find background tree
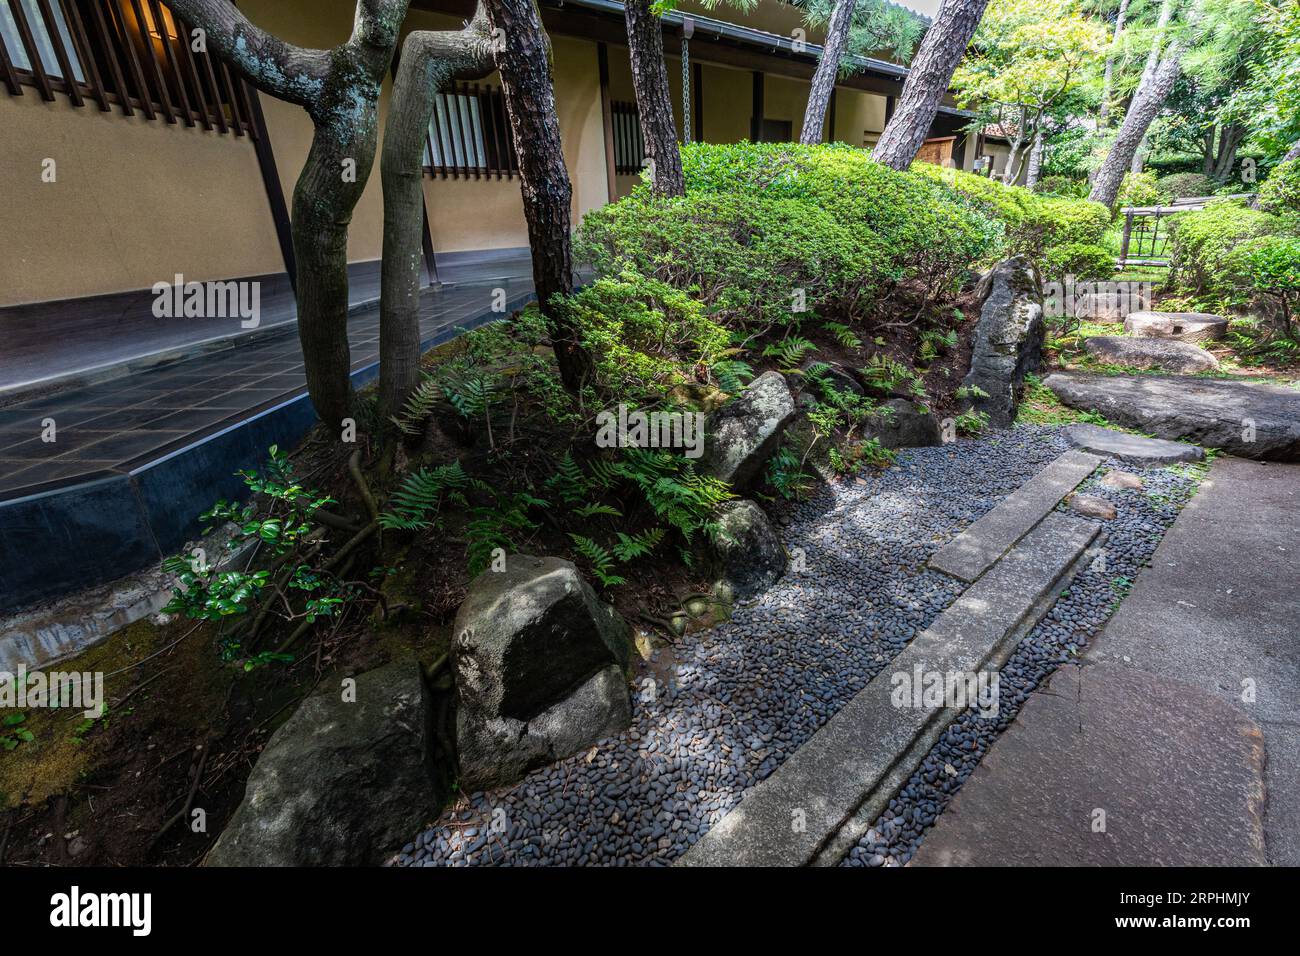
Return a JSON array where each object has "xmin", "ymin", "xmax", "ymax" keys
[
  {"xmin": 484, "ymin": 0, "xmax": 594, "ymax": 391},
  {"xmin": 1090, "ymin": 35, "xmax": 1186, "ymax": 205},
  {"xmin": 623, "ymin": 0, "xmax": 685, "ymax": 195},
  {"xmin": 169, "ymin": 0, "xmax": 410, "ymax": 431},
  {"xmin": 1098, "ymin": 0, "xmax": 1132, "ymax": 127},
  {"xmin": 952, "ymin": 0, "xmax": 1107, "ymax": 184},
  {"xmin": 379, "ymin": 7, "xmax": 496, "ymax": 416},
  {"xmin": 872, "ymin": 0, "xmax": 993, "ymax": 171}
]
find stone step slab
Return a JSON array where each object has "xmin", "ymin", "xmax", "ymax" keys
[
  {"xmin": 1123, "ymin": 310, "xmax": 1229, "ymax": 343},
  {"xmin": 1063, "ymin": 423, "xmax": 1203, "ymax": 466},
  {"xmin": 677, "ymin": 511, "xmax": 1102, "ymax": 867},
  {"xmin": 1083, "ymin": 335, "xmax": 1219, "ymax": 374},
  {"xmin": 928, "ymin": 449, "xmax": 1101, "ymax": 583},
  {"xmin": 1046, "ymin": 371, "xmax": 1300, "ymax": 462}
]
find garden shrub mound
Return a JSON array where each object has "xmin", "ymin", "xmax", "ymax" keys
[
  {"xmin": 576, "ymin": 142, "xmax": 1002, "ymax": 328},
  {"xmin": 1168, "ymin": 200, "xmax": 1280, "ymax": 302},
  {"xmin": 911, "ymin": 163, "xmax": 1114, "ymax": 280}
]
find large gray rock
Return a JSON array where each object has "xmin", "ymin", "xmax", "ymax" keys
[
  {"xmin": 453, "ymin": 554, "xmax": 632, "ymax": 790},
  {"xmin": 709, "ymin": 499, "xmax": 786, "ymax": 602},
  {"xmin": 1083, "ymin": 335, "xmax": 1220, "ymax": 374},
  {"xmin": 962, "ymin": 256, "xmax": 1045, "ymax": 427},
  {"xmin": 703, "ymin": 371, "xmax": 797, "ymax": 487},
  {"xmin": 1123, "ymin": 310, "xmax": 1229, "ymax": 343},
  {"xmin": 206, "ymin": 660, "xmax": 435, "ymax": 866},
  {"xmin": 863, "ymin": 399, "xmax": 942, "ymax": 449},
  {"xmin": 1047, "ymin": 372, "xmax": 1300, "ymax": 461}
]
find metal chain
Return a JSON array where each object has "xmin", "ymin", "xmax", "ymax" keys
[{"xmin": 681, "ymin": 36, "xmax": 691, "ymax": 144}]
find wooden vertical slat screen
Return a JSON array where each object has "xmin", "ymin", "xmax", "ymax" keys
[
  {"xmin": 423, "ymin": 80, "xmax": 515, "ymax": 180},
  {"xmin": 0, "ymin": 0, "xmax": 256, "ymax": 136},
  {"xmin": 611, "ymin": 100, "xmax": 645, "ymax": 175},
  {"xmin": 9, "ymin": 0, "xmax": 56, "ymax": 100}
]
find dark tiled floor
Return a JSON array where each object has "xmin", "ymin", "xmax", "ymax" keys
[{"xmin": 0, "ymin": 271, "xmax": 534, "ymax": 501}]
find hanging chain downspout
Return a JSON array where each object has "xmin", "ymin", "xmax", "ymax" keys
[{"xmin": 681, "ymin": 17, "xmax": 693, "ymax": 144}]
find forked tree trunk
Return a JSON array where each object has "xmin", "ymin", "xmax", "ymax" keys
[
  {"xmin": 800, "ymin": 0, "xmax": 857, "ymax": 145},
  {"xmin": 1091, "ymin": 45, "xmax": 1184, "ymax": 209},
  {"xmin": 623, "ymin": 0, "xmax": 684, "ymax": 195},
  {"xmin": 485, "ymin": 0, "xmax": 595, "ymax": 392},
  {"xmin": 872, "ymin": 0, "xmax": 991, "ymax": 171},
  {"xmin": 169, "ymin": 0, "xmax": 410, "ymax": 431},
  {"xmin": 379, "ymin": 9, "xmax": 496, "ymax": 416}
]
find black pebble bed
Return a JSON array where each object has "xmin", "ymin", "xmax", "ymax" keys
[{"xmin": 392, "ymin": 425, "xmax": 1201, "ymax": 867}]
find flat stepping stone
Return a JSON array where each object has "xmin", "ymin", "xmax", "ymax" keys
[
  {"xmin": 678, "ymin": 512, "xmax": 1101, "ymax": 867},
  {"xmin": 1047, "ymin": 372, "xmax": 1300, "ymax": 462},
  {"xmin": 911, "ymin": 663, "xmax": 1267, "ymax": 866},
  {"xmin": 1083, "ymin": 335, "xmax": 1218, "ymax": 374},
  {"xmin": 929, "ymin": 450, "xmax": 1100, "ymax": 583},
  {"xmin": 1064, "ymin": 423, "xmax": 1203, "ymax": 466},
  {"xmin": 1123, "ymin": 310, "xmax": 1229, "ymax": 343}
]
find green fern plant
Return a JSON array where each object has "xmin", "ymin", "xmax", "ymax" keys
[
  {"xmin": 762, "ymin": 336, "xmax": 816, "ymax": 373},
  {"xmin": 390, "ymin": 375, "xmax": 443, "ymax": 436},
  {"xmin": 568, "ymin": 534, "xmax": 626, "ymax": 587},
  {"xmin": 379, "ymin": 461, "xmax": 485, "ymax": 531},
  {"xmin": 823, "ymin": 321, "xmax": 863, "ymax": 350},
  {"xmin": 611, "ymin": 527, "xmax": 665, "ymax": 561},
  {"xmin": 711, "ymin": 357, "xmax": 755, "ymax": 394}
]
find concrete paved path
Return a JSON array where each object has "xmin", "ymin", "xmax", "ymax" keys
[{"xmin": 912, "ymin": 455, "xmax": 1299, "ymax": 866}]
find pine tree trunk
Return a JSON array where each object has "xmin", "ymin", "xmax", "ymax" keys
[
  {"xmin": 1091, "ymin": 46, "xmax": 1184, "ymax": 209},
  {"xmin": 1283, "ymin": 140, "xmax": 1300, "ymax": 164},
  {"xmin": 1212, "ymin": 122, "xmax": 1244, "ymax": 184},
  {"xmin": 623, "ymin": 0, "xmax": 684, "ymax": 195},
  {"xmin": 1098, "ymin": 0, "xmax": 1131, "ymax": 129},
  {"xmin": 872, "ymin": 0, "xmax": 991, "ymax": 171},
  {"xmin": 1128, "ymin": 0, "xmax": 1174, "ymax": 179},
  {"xmin": 800, "ymin": 0, "xmax": 856, "ymax": 145},
  {"xmin": 486, "ymin": 0, "xmax": 594, "ymax": 392},
  {"xmin": 379, "ymin": 14, "xmax": 495, "ymax": 417}
]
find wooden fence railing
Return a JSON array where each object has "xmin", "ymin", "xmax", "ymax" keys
[{"xmin": 1118, "ymin": 193, "xmax": 1257, "ymax": 267}]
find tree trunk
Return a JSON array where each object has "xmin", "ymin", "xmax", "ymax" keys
[
  {"xmin": 1212, "ymin": 122, "xmax": 1244, "ymax": 184},
  {"xmin": 800, "ymin": 0, "xmax": 857, "ymax": 145},
  {"xmin": 1025, "ymin": 129, "xmax": 1045, "ymax": 187},
  {"xmin": 622, "ymin": 0, "xmax": 684, "ymax": 196},
  {"xmin": 872, "ymin": 0, "xmax": 991, "ymax": 171},
  {"xmin": 1283, "ymin": 140, "xmax": 1300, "ymax": 164},
  {"xmin": 1091, "ymin": 45, "xmax": 1184, "ymax": 209},
  {"xmin": 169, "ymin": 0, "xmax": 409, "ymax": 431},
  {"xmin": 1099, "ymin": 0, "xmax": 1131, "ymax": 129},
  {"xmin": 1128, "ymin": 0, "xmax": 1175, "ymax": 179},
  {"xmin": 379, "ymin": 12, "xmax": 495, "ymax": 417},
  {"xmin": 486, "ymin": 0, "xmax": 594, "ymax": 392},
  {"xmin": 1202, "ymin": 124, "xmax": 1217, "ymax": 175}
]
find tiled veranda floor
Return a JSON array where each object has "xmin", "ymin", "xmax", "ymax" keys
[{"xmin": 0, "ymin": 271, "xmax": 534, "ymax": 501}]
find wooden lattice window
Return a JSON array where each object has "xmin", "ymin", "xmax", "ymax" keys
[
  {"xmin": 611, "ymin": 99, "xmax": 644, "ymax": 175},
  {"xmin": 0, "ymin": 0, "xmax": 258, "ymax": 137},
  {"xmin": 423, "ymin": 80, "xmax": 517, "ymax": 179}
]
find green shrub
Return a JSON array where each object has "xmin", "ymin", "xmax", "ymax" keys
[
  {"xmin": 1118, "ymin": 170, "xmax": 1160, "ymax": 207},
  {"xmin": 557, "ymin": 269, "xmax": 731, "ymax": 400},
  {"xmin": 1157, "ymin": 172, "xmax": 1214, "ymax": 201},
  {"xmin": 1169, "ymin": 200, "xmax": 1280, "ymax": 301},
  {"xmin": 576, "ymin": 189, "xmax": 882, "ymax": 330},
  {"xmin": 1032, "ymin": 175, "xmax": 1089, "ymax": 198},
  {"xmin": 912, "ymin": 164, "xmax": 1110, "ymax": 278},
  {"xmin": 1257, "ymin": 158, "xmax": 1300, "ymax": 218},
  {"xmin": 1044, "ymin": 242, "xmax": 1115, "ymax": 281},
  {"xmin": 577, "ymin": 143, "xmax": 1001, "ymax": 329},
  {"xmin": 1227, "ymin": 233, "xmax": 1300, "ymax": 338}
]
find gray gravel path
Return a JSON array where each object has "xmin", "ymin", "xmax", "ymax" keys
[{"xmin": 393, "ymin": 426, "xmax": 1197, "ymax": 867}]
